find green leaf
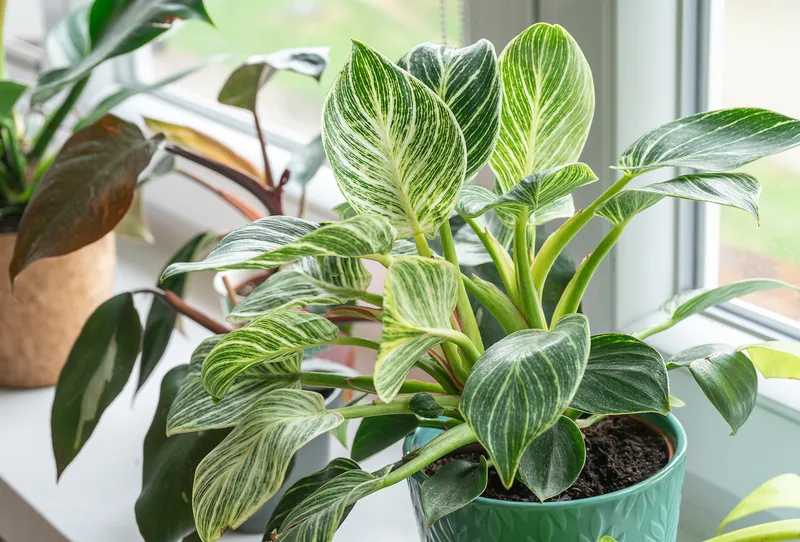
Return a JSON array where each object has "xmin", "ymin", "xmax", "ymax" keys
[
  {"xmin": 227, "ymin": 257, "xmax": 371, "ymax": 323},
  {"xmin": 598, "ymin": 538, "xmax": 617, "ymax": 542},
  {"xmin": 398, "ymin": 40, "xmax": 501, "ymax": 179},
  {"xmin": 718, "ymin": 474, "xmax": 800, "ymax": 534},
  {"xmin": 202, "ymin": 310, "xmax": 337, "ymax": 399},
  {"xmin": 638, "ymin": 173, "xmax": 761, "ymax": 221},
  {"xmin": 461, "ymin": 314, "xmax": 590, "ymax": 488},
  {"xmin": 740, "ymin": 341, "xmax": 800, "ymax": 380},
  {"xmin": 668, "ymin": 344, "xmax": 758, "ymax": 434},
  {"xmin": 463, "ymin": 274, "xmax": 528, "ymax": 334},
  {"xmin": 192, "ymin": 389, "xmax": 343, "ymax": 542},
  {"xmin": 275, "ymin": 469, "xmax": 382, "ymax": 542},
  {"xmin": 594, "ymin": 189, "xmax": 664, "ymax": 225},
  {"xmin": 518, "ymin": 416, "xmax": 585, "ymax": 502},
  {"xmin": 332, "ymin": 202, "xmax": 356, "ymax": 220},
  {"xmin": 322, "ymin": 40, "xmax": 467, "ymax": 238},
  {"xmin": 617, "ymin": 108, "xmax": 800, "ymax": 174},
  {"xmin": 10, "ymin": 116, "xmax": 163, "ymax": 281},
  {"xmin": 135, "ymin": 365, "xmax": 228, "ymax": 542},
  {"xmin": 138, "ymin": 232, "xmax": 217, "ymax": 390},
  {"xmin": 421, "ymin": 457, "xmax": 488, "ymax": 525},
  {"xmin": 162, "ymin": 215, "xmax": 395, "ymax": 280},
  {"xmin": 351, "ymin": 414, "xmax": 419, "ymax": 462},
  {"xmin": 376, "ymin": 257, "xmax": 460, "ymax": 402},
  {"xmin": 410, "ymin": 393, "xmax": 445, "ymax": 419},
  {"xmin": 457, "ymin": 163, "xmax": 597, "ymax": 219},
  {"xmin": 326, "ymin": 305, "xmax": 383, "ymax": 323},
  {"xmin": 265, "ymin": 458, "xmax": 361, "ymax": 538},
  {"xmin": 571, "ymin": 334, "xmax": 670, "ymax": 415},
  {"xmin": 287, "ymin": 135, "xmax": 326, "ymax": 185},
  {"xmin": 166, "ymin": 338, "xmax": 301, "ymax": 435},
  {"xmin": 76, "ymin": 62, "xmax": 209, "ymax": 131},
  {"xmin": 45, "ymin": 6, "xmax": 90, "ymax": 68},
  {"xmin": 33, "ymin": 0, "xmax": 212, "ymax": 104},
  {"xmin": 490, "ymin": 23, "xmax": 594, "ymax": 193},
  {"xmin": 0, "ymin": 81, "xmax": 27, "ymax": 124},
  {"xmin": 218, "ymin": 48, "xmax": 329, "ymax": 113},
  {"xmin": 51, "ymin": 293, "xmax": 142, "ymax": 477}
]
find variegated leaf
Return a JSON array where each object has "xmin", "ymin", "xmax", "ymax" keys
[
  {"xmin": 201, "ymin": 311, "xmax": 338, "ymax": 399},
  {"xmin": 322, "ymin": 40, "xmax": 467, "ymax": 238},
  {"xmin": 332, "ymin": 202, "xmax": 357, "ymax": 220},
  {"xmin": 594, "ymin": 189, "xmax": 664, "ymax": 225},
  {"xmin": 531, "ymin": 195, "xmax": 576, "ymax": 226},
  {"xmin": 739, "ymin": 341, "xmax": 800, "ymax": 380},
  {"xmin": 166, "ymin": 339, "xmax": 301, "ymax": 435},
  {"xmin": 276, "ymin": 469, "xmax": 383, "ymax": 542},
  {"xmin": 617, "ymin": 108, "xmax": 800, "ymax": 173},
  {"xmin": 398, "ymin": 40, "xmax": 501, "ymax": 179},
  {"xmin": 325, "ymin": 305, "xmax": 383, "ymax": 323},
  {"xmin": 227, "ymin": 257, "xmax": 371, "ymax": 323},
  {"xmin": 192, "ymin": 390, "xmax": 343, "ymax": 541},
  {"xmin": 490, "ymin": 23, "xmax": 595, "ymax": 193},
  {"xmin": 161, "ymin": 215, "xmax": 395, "ymax": 279},
  {"xmin": 461, "ymin": 314, "xmax": 590, "ymax": 488},
  {"xmin": 376, "ymin": 257, "xmax": 460, "ymax": 402},
  {"xmin": 390, "ymin": 239, "xmax": 419, "ymax": 256},
  {"xmin": 518, "ymin": 416, "xmax": 585, "ymax": 502},
  {"xmin": 287, "ymin": 135, "xmax": 326, "ymax": 185}
]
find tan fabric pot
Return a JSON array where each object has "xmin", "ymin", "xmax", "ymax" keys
[{"xmin": 0, "ymin": 234, "xmax": 116, "ymax": 388}]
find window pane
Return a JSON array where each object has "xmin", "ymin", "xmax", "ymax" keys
[
  {"xmin": 144, "ymin": 0, "xmax": 464, "ymax": 140},
  {"xmin": 716, "ymin": 0, "xmax": 800, "ymax": 320}
]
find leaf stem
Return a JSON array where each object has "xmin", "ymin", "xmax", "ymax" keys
[
  {"xmin": 300, "ymin": 372, "xmax": 445, "ymax": 395},
  {"xmin": 362, "ymin": 253, "xmax": 393, "ymax": 267},
  {"xmin": 176, "ymin": 168, "xmax": 264, "ymax": 221},
  {"xmin": 439, "ymin": 220, "xmax": 484, "ymax": 354},
  {"xmin": 252, "ymin": 110, "xmax": 275, "ymax": 187},
  {"xmin": 633, "ymin": 319, "xmax": 675, "ymax": 340},
  {"xmin": 31, "ymin": 76, "xmax": 90, "ymax": 160},
  {"xmin": 703, "ymin": 520, "xmax": 800, "ymax": 542},
  {"xmin": 331, "ymin": 336, "xmax": 380, "ymax": 350},
  {"xmin": 132, "ymin": 288, "xmax": 233, "ymax": 334},
  {"xmin": 333, "ymin": 394, "xmax": 460, "ymax": 420},
  {"xmin": 463, "ymin": 216, "xmax": 518, "ymax": 302},
  {"xmin": 514, "ymin": 210, "xmax": 546, "ymax": 329},
  {"xmin": 360, "ymin": 292, "xmax": 384, "ymax": 307},
  {"xmin": 532, "ymin": 172, "xmax": 636, "ymax": 297},
  {"xmin": 413, "ymin": 232, "xmax": 433, "ymax": 258}
]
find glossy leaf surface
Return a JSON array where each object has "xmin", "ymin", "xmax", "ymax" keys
[
  {"xmin": 351, "ymin": 414, "xmax": 419, "ymax": 462},
  {"xmin": 421, "ymin": 457, "xmax": 488, "ymax": 525},
  {"xmin": 518, "ymin": 416, "xmax": 585, "ymax": 502},
  {"xmin": 718, "ymin": 474, "xmax": 800, "ymax": 533}
]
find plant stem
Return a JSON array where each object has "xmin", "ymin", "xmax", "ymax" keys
[
  {"xmin": 575, "ymin": 414, "xmax": 608, "ymax": 429},
  {"xmin": 360, "ymin": 292, "xmax": 383, "ymax": 307},
  {"xmin": 334, "ymin": 394, "xmax": 460, "ymax": 420},
  {"xmin": 30, "ymin": 76, "xmax": 90, "ymax": 160},
  {"xmin": 132, "ymin": 288, "xmax": 233, "ymax": 334},
  {"xmin": 252, "ymin": 110, "xmax": 275, "ymax": 187},
  {"xmin": 331, "ymin": 336, "xmax": 380, "ymax": 350},
  {"xmin": 413, "ymin": 232, "xmax": 433, "ymax": 258},
  {"xmin": 439, "ymin": 220, "xmax": 484, "ymax": 353},
  {"xmin": 221, "ymin": 276, "xmax": 239, "ymax": 307},
  {"xmin": 703, "ymin": 520, "xmax": 800, "ymax": 542},
  {"xmin": 463, "ymin": 216, "xmax": 519, "ymax": 302},
  {"xmin": 532, "ymin": 172, "xmax": 636, "ymax": 296},
  {"xmin": 551, "ymin": 223, "xmax": 626, "ymax": 324},
  {"xmin": 514, "ymin": 210, "xmax": 546, "ymax": 329},
  {"xmin": 298, "ymin": 185, "xmax": 308, "ymax": 218},
  {"xmin": 300, "ymin": 372, "xmax": 445, "ymax": 395},
  {"xmin": 176, "ymin": 168, "xmax": 264, "ymax": 221},
  {"xmin": 633, "ymin": 319, "xmax": 675, "ymax": 340},
  {"xmin": 377, "ymin": 424, "xmax": 475, "ymax": 489},
  {"xmin": 462, "ymin": 272, "xmax": 528, "ymax": 333},
  {"xmin": 362, "ymin": 253, "xmax": 393, "ymax": 267},
  {"xmin": 439, "ymin": 329, "xmax": 480, "ymax": 367}
]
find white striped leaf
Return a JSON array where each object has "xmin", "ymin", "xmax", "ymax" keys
[
  {"xmin": 571, "ymin": 334, "xmax": 669, "ymax": 415},
  {"xmin": 201, "ymin": 311, "xmax": 338, "ymax": 400},
  {"xmin": 332, "ymin": 202, "xmax": 357, "ymax": 220},
  {"xmin": 594, "ymin": 190, "xmax": 664, "ymax": 225},
  {"xmin": 162, "ymin": 215, "xmax": 395, "ymax": 279},
  {"xmin": 490, "ymin": 23, "xmax": 595, "ymax": 193},
  {"xmin": 617, "ymin": 108, "xmax": 800, "ymax": 173},
  {"xmin": 325, "ymin": 305, "xmax": 383, "ymax": 323},
  {"xmin": 461, "ymin": 314, "xmax": 590, "ymax": 488},
  {"xmin": 322, "ymin": 40, "xmax": 467, "ymax": 238},
  {"xmin": 166, "ymin": 339, "xmax": 301, "ymax": 435},
  {"xmin": 227, "ymin": 257, "xmax": 371, "ymax": 323},
  {"xmin": 668, "ymin": 344, "xmax": 757, "ymax": 434},
  {"xmin": 398, "ymin": 40, "xmax": 501, "ymax": 179},
  {"xmin": 518, "ymin": 416, "xmax": 585, "ymax": 502},
  {"xmin": 390, "ymin": 239, "xmax": 419, "ymax": 256},
  {"xmin": 457, "ymin": 163, "xmax": 596, "ymax": 219},
  {"xmin": 192, "ymin": 389, "xmax": 343, "ymax": 542},
  {"xmin": 739, "ymin": 341, "xmax": 800, "ymax": 380},
  {"xmin": 376, "ymin": 257, "xmax": 460, "ymax": 402},
  {"xmin": 636, "ymin": 173, "xmax": 761, "ymax": 220},
  {"xmin": 531, "ymin": 195, "xmax": 576, "ymax": 226},
  {"xmin": 276, "ymin": 469, "xmax": 382, "ymax": 542}
]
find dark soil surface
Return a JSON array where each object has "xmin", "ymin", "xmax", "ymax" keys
[{"xmin": 423, "ymin": 416, "xmax": 670, "ymax": 503}]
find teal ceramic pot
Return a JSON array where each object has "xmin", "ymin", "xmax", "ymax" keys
[{"xmin": 403, "ymin": 414, "xmax": 687, "ymax": 542}]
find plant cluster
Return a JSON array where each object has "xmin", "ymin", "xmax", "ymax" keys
[{"xmin": 41, "ymin": 15, "xmax": 800, "ymax": 542}]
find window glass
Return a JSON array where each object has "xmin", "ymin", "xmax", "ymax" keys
[{"xmin": 143, "ymin": 0, "xmax": 464, "ymax": 140}]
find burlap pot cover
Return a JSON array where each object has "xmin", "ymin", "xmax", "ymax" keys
[{"xmin": 0, "ymin": 233, "xmax": 116, "ymax": 388}]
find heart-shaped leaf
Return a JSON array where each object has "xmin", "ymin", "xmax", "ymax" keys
[
  {"xmin": 491, "ymin": 23, "xmax": 594, "ymax": 193},
  {"xmin": 227, "ymin": 257, "xmax": 371, "ymax": 323},
  {"xmin": 461, "ymin": 314, "xmax": 590, "ymax": 487},
  {"xmin": 398, "ymin": 40, "xmax": 501, "ymax": 179},
  {"xmin": 33, "ymin": 0, "xmax": 212, "ymax": 104},
  {"xmin": 162, "ymin": 215, "xmax": 396, "ymax": 279},
  {"xmin": 571, "ymin": 334, "xmax": 670, "ymax": 415},
  {"xmin": 376, "ymin": 257, "xmax": 460, "ymax": 402},
  {"xmin": 351, "ymin": 415, "xmax": 419, "ymax": 462},
  {"xmin": 51, "ymin": 293, "xmax": 142, "ymax": 477},
  {"xmin": 135, "ymin": 365, "xmax": 228, "ymax": 542},
  {"xmin": 287, "ymin": 135, "xmax": 326, "ymax": 186},
  {"xmin": 322, "ymin": 40, "xmax": 467, "ymax": 238},
  {"xmin": 617, "ymin": 108, "xmax": 800, "ymax": 174},
  {"xmin": 668, "ymin": 344, "xmax": 758, "ymax": 434},
  {"xmin": 201, "ymin": 310, "xmax": 338, "ymax": 399},
  {"xmin": 739, "ymin": 341, "xmax": 800, "ymax": 380},
  {"xmin": 193, "ymin": 389, "xmax": 343, "ymax": 542},
  {"xmin": 166, "ymin": 337, "xmax": 302, "ymax": 435},
  {"xmin": 518, "ymin": 416, "xmax": 585, "ymax": 502},
  {"xmin": 594, "ymin": 189, "xmax": 664, "ymax": 225},
  {"xmin": 457, "ymin": 163, "xmax": 597, "ymax": 219},
  {"xmin": 218, "ymin": 48, "xmax": 329, "ymax": 113},
  {"xmin": 265, "ymin": 458, "xmax": 361, "ymax": 538},
  {"xmin": 421, "ymin": 457, "xmax": 488, "ymax": 525},
  {"xmin": 11, "ymin": 115, "xmax": 162, "ymax": 281},
  {"xmin": 275, "ymin": 469, "xmax": 383, "ymax": 542},
  {"xmin": 718, "ymin": 474, "xmax": 800, "ymax": 534}
]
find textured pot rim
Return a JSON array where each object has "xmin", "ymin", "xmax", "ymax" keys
[{"xmin": 403, "ymin": 412, "xmax": 687, "ymax": 509}]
